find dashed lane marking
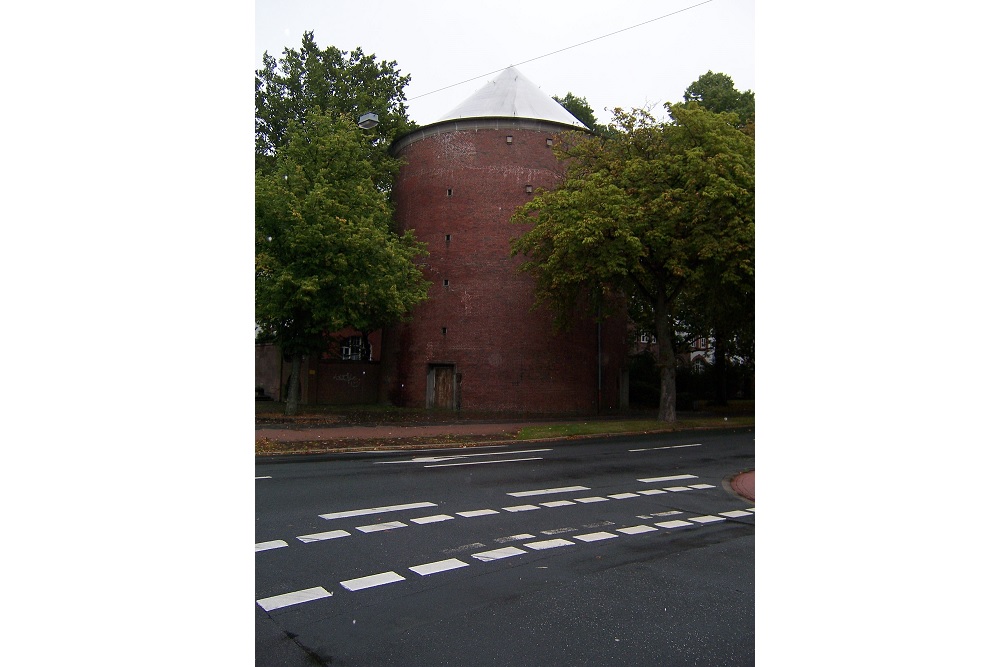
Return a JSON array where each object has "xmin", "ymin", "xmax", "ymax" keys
[
  {"xmin": 637, "ymin": 474, "xmax": 699, "ymax": 483},
  {"xmin": 409, "ymin": 558, "xmax": 469, "ymax": 576},
  {"xmin": 255, "ymin": 540, "xmax": 288, "ymax": 552},
  {"xmin": 456, "ymin": 509, "xmax": 500, "ymax": 518},
  {"xmin": 507, "ymin": 485, "xmax": 590, "ymax": 497},
  {"xmin": 637, "ymin": 489, "xmax": 667, "ymax": 495},
  {"xmin": 720, "ymin": 510, "xmax": 753, "ymax": 518},
  {"xmin": 664, "ymin": 486, "xmax": 694, "ymax": 492},
  {"xmin": 689, "ymin": 515, "xmax": 725, "ymax": 524},
  {"xmin": 495, "ymin": 533, "xmax": 535, "ymax": 543},
  {"xmin": 629, "ymin": 443, "xmax": 703, "ymax": 452},
  {"xmin": 524, "ymin": 538, "xmax": 575, "ymax": 550},
  {"xmin": 688, "ymin": 484, "xmax": 716, "ymax": 489},
  {"xmin": 472, "ymin": 546, "xmax": 527, "ymax": 562},
  {"xmin": 257, "ymin": 586, "xmax": 331, "ymax": 611},
  {"xmin": 574, "ymin": 496, "xmax": 609, "ymax": 503},
  {"xmin": 320, "ymin": 502, "xmax": 437, "ymax": 521},
  {"xmin": 355, "ymin": 521, "xmax": 407, "ymax": 533},
  {"xmin": 502, "ymin": 504, "xmax": 541, "ymax": 513},
  {"xmin": 539, "ymin": 500, "xmax": 576, "ymax": 508},
  {"xmin": 425, "ymin": 457, "xmax": 543, "ymax": 468},
  {"xmin": 410, "ymin": 514, "xmax": 454, "ymax": 524},
  {"xmin": 255, "ymin": 476, "xmax": 272, "ymax": 480},
  {"xmin": 340, "ymin": 571, "xmax": 406, "ymax": 591},
  {"xmin": 609, "ymin": 492, "xmax": 640, "ymax": 499},
  {"xmin": 297, "ymin": 530, "xmax": 350, "ymax": 543},
  {"xmin": 655, "ymin": 520, "xmax": 694, "ymax": 529},
  {"xmin": 574, "ymin": 531, "xmax": 618, "ymax": 542},
  {"xmin": 617, "ymin": 525, "xmax": 657, "ymax": 535}
]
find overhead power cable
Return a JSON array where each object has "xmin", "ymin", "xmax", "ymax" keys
[{"xmin": 408, "ymin": 0, "xmax": 717, "ymax": 101}]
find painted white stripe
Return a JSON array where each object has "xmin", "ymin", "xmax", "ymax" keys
[
  {"xmin": 443, "ymin": 542, "xmax": 486, "ymax": 555},
  {"xmin": 574, "ymin": 496, "xmax": 609, "ymax": 503},
  {"xmin": 409, "ymin": 448, "xmax": 553, "ymax": 463},
  {"xmin": 507, "ymin": 485, "xmax": 590, "ymax": 497},
  {"xmin": 688, "ymin": 484, "xmax": 716, "ymax": 489},
  {"xmin": 656, "ymin": 520, "xmax": 694, "ymax": 529},
  {"xmin": 409, "ymin": 558, "xmax": 469, "ymax": 576},
  {"xmin": 638, "ymin": 474, "xmax": 698, "ymax": 483},
  {"xmin": 539, "ymin": 500, "xmax": 575, "ymax": 508},
  {"xmin": 609, "ymin": 492, "xmax": 640, "ymax": 499},
  {"xmin": 618, "ymin": 525, "xmax": 657, "ymax": 535},
  {"xmin": 746, "ymin": 507, "xmax": 756, "ymax": 512},
  {"xmin": 410, "ymin": 514, "xmax": 454, "ymax": 524},
  {"xmin": 524, "ymin": 538, "xmax": 574, "ymax": 550},
  {"xmin": 651, "ymin": 510, "xmax": 682, "ymax": 517},
  {"xmin": 574, "ymin": 531, "xmax": 618, "ymax": 542},
  {"xmin": 689, "ymin": 515, "xmax": 725, "ymax": 524},
  {"xmin": 629, "ymin": 443, "xmax": 703, "ymax": 452},
  {"xmin": 425, "ymin": 457, "xmax": 543, "ymax": 468},
  {"xmin": 495, "ymin": 533, "xmax": 535, "ymax": 542},
  {"xmin": 637, "ymin": 489, "xmax": 666, "ymax": 495},
  {"xmin": 255, "ymin": 476, "xmax": 272, "ymax": 480},
  {"xmin": 297, "ymin": 530, "xmax": 350, "ymax": 543},
  {"xmin": 457, "ymin": 509, "xmax": 499, "ymax": 518},
  {"xmin": 355, "ymin": 521, "xmax": 407, "ymax": 533},
  {"xmin": 320, "ymin": 501, "xmax": 436, "ymax": 520},
  {"xmin": 502, "ymin": 504, "xmax": 540, "ymax": 513},
  {"xmin": 664, "ymin": 486, "xmax": 694, "ymax": 492},
  {"xmin": 540, "ymin": 527, "xmax": 575, "ymax": 535},
  {"xmin": 255, "ymin": 540, "xmax": 288, "ymax": 552},
  {"xmin": 257, "ymin": 586, "xmax": 331, "ymax": 611},
  {"xmin": 340, "ymin": 571, "xmax": 406, "ymax": 591},
  {"xmin": 583, "ymin": 520, "xmax": 615, "ymax": 528},
  {"xmin": 720, "ymin": 510, "xmax": 752, "ymax": 518},
  {"xmin": 472, "ymin": 546, "xmax": 527, "ymax": 562}
]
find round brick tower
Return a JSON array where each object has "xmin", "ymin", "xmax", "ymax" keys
[{"xmin": 384, "ymin": 67, "xmax": 626, "ymax": 413}]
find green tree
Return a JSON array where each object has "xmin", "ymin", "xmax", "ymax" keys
[
  {"xmin": 553, "ymin": 92, "xmax": 597, "ymax": 129},
  {"xmin": 511, "ymin": 104, "xmax": 754, "ymax": 421},
  {"xmin": 256, "ymin": 110, "xmax": 429, "ymax": 415},
  {"xmin": 255, "ymin": 30, "xmax": 415, "ymax": 188},
  {"xmin": 682, "ymin": 70, "xmax": 755, "ymax": 132}
]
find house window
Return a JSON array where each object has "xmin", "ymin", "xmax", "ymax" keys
[
  {"xmin": 445, "ymin": 234, "xmax": 452, "ymax": 242},
  {"xmin": 546, "ymin": 138, "xmax": 553, "ymax": 146},
  {"xmin": 524, "ymin": 185, "xmax": 533, "ymax": 193},
  {"xmin": 443, "ymin": 279, "xmax": 450, "ymax": 287},
  {"xmin": 447, "ymin": 188, "xmax": 453, "ymax": 197},
  {"xmin": 340, "ymin": 335, "xmax": 365, "ymax": 361},
  {"xmin": 506, "ymin": 135, "xmax": 513, "ymax": 144}
]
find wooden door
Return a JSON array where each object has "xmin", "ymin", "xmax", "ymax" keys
[{"xmin": 433, "ymin": 366, "xmax": 454, "ymax": 408}]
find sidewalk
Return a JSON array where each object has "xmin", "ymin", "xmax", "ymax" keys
[{"xmin": 255, "ymin": 420, "xmax": 550, "ymax": 443}]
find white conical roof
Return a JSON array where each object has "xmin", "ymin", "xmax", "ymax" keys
[{"xmin": 436, "ymin": 66, "xmax": 588, "ymax": 129}]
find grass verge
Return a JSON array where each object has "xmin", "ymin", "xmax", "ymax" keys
[{"xmin": 516, "ymin": 416, "xmax": 754, "ymax": 440}]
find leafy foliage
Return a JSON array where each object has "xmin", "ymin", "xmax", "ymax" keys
[
  {"xmin": 682, "ymin": 70, "xmax": 755, "ymax": 132},
  {"xmin": 256, "ymin": 111, "xmax": 429, "ymax": 413},
  {"xmin": 511, "ymin": 103, "xmax": 754, "ymax": 420},
  {"xmin": 255, "ymin": 30, "xmax": 416, "ymax": 187}
]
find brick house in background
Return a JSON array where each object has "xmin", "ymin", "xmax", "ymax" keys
[{"xmin": 258, "ymin": 67, "xmax": 628, "ymax": 412}]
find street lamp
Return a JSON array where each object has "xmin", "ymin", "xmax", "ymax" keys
[{"xmin": 358, "ymin": 112, "xmax": 379, "ymax": 129}]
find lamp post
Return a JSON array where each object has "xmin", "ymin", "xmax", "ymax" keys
[{"xmin": 358, "ymin": 112, "xmax": 379, "ymax": 129}]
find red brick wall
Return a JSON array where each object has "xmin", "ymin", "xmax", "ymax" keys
[{"xmin": 387, "ymin": 120, "xmax": 627, "ymax": 413}]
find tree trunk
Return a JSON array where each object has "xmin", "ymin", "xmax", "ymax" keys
[
  {"xmin": 284, "ymin": 355, "xmax": 301, "ymax": 416},
  {"xmin": 654, "ymin": 306, "xmax": 677, "ymax": 422},
  {"xmin": 713, "ymin": 329, "xmax": 729, "ymax": 406}
]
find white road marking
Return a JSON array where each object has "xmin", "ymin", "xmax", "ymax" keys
[
  {"xmin": 255, "ymin": 540, "xmax": 288, "ymax": 552},
  {"xmin": 574, "ymin": 496, "xmax": 609, "ymax": 503},
  {"xmin": 583, "ymin": 520, "xmax": 615, "ymax": 528},
  {"xmin": 443, "ymin": 542, "xmax": 486, "ymax": 555},
  {"xmin": 618, "ymin": 525, "xmax": 657, "ymax": 535},
  {"xmin": 689, "ymin": 515, "xmax": 725, "ymax": 524},
  {"xmin": 457, "ymin": 509, "xmax": 499, "ymax": 518},
  {"xmin": 574, "ymin": 531, "xmax": 618, "ymax": 542},
  {"xmin": 472, "ymin": 546, "xmax": 527, "ymax": 562},
  {"xmin": 638, "ymin": 474, "xmax": 698, "ymax": 483},
  {"xmin": 746, "ymin": 507, "xmax": 756, "ymax": 512},
  {"xmin": 320, "ymin": 502, "xmax": 437, "ymax": 520},
  {"xmin": 664, "ymin": 486, "xmax": 694, "ymax": 492},
  {"xmin": 297, "ymin": 530, "xmax": 350, "ymax": 543},
  {"xmin": 340, "ymin": 571, "xmax": 406, "ymax": 591},
  {"xmin": 409, "ymin": 559, "xmax": 469, "ymax": 576},
  {"xmin": 524, "ymin": 538, "xmax": 574, "ymax": 550},
  {"xmin": 502, "ymin": 504, "xmax": 540, "ymax": 512},
  {"xmin": 539, "ymin": 500, "xmax": 575, "ymax": 508},
  {"xmin": 495, "ymin": 533, "xmax": 536, "ymax": 542},
  {"xmin": 656, "ymin": 520, "xmax": 694, "ymax": 529},
  {"xmin": 541, "ymin": 527, "xmax": 576, "ymax": 535},
  {"xmin": 255, "ymin": 476, "xmax": 272, "ymax": 480},
  {"xmin": 355, "ymin": 521, "xmax": 407, "ymax": 533},
  {"xmin": 257, "ymin": 586, "xmax": 331, "ymax": 611},
  {"xmin": 720, "ymin": 510, "xmax": 753, "ymax": 518},
  {"xmin": 688, "ymin": 484, "xmax": 716, "ymax": 489},
  {"xmin": 651, "ymin": 510, "xmax": 682, "ymax": 517},
  {"xmin": 629, "ymin": 443, "xmax": 703, "ymax": 452},
  {"xmin": 507, "ymin": 485, "xmax": 590, "ymax": 497},
  {"xmin": 609, "ymin": 492, "xmax": 640, "ymax": 499},
  {"xmin": 425, "ymin": 457, "xmax": 543, "ymax": 468},
  {"xmin": 637, "ymin": 489, "xmax": 667, "ymax": 495},
  {"xmin": 379, "ymin": 448, "xmax": 553, "ymax": 464},
  {"xmin": 410, "ymin": 514, "xmax": 454, "ymax": 524}
]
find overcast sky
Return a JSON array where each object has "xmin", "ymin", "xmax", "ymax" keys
[{"xmin": 254, "ymin": 0, "xmax": 754, "ymax": 127}]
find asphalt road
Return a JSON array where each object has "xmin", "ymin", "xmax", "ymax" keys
[{"xmin": 255, "ymin": 428, "xmax": 755, "ymax": 666}]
